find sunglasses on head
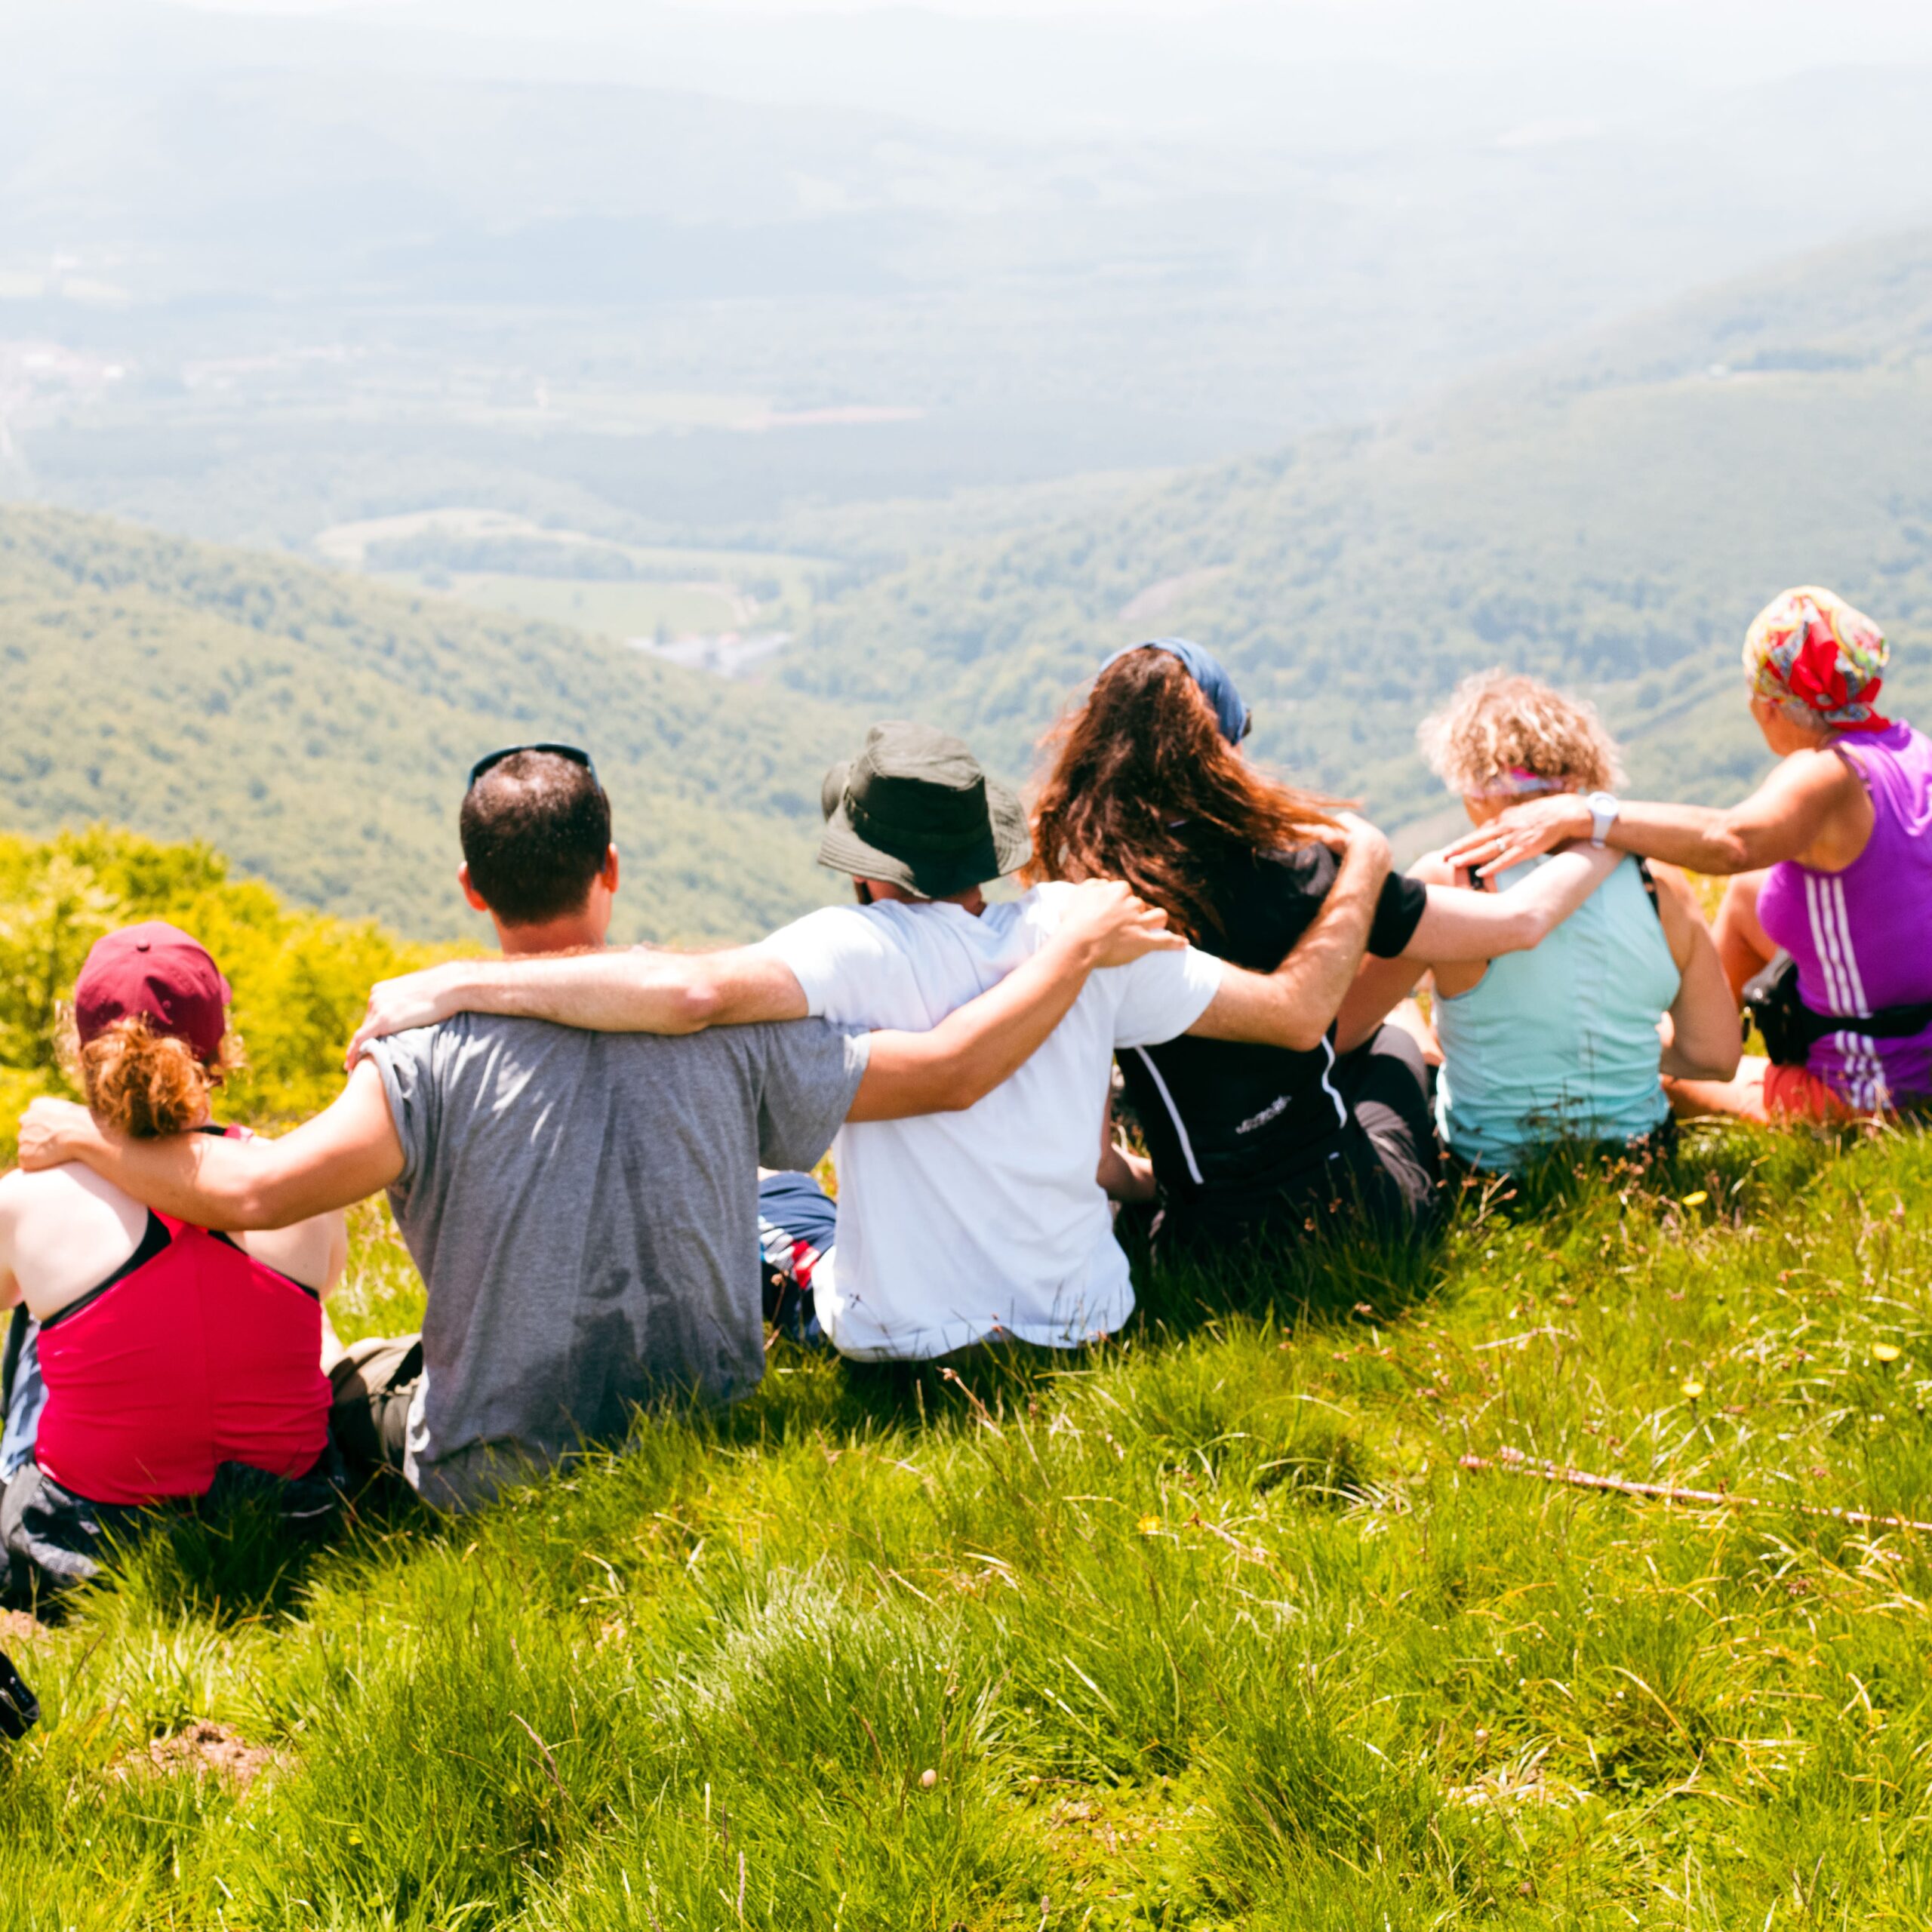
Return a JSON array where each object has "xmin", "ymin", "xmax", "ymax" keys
[{"xmin": 466, "ymin": 743, "xmax": 598, "ymax": 791}]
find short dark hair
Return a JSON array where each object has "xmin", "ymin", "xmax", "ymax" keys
[{"xmin": 459, "ymin": 749, "xmax": 612, "ymax": 926}]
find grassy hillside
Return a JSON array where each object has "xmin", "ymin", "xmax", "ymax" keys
[
  {"xmin": 9, "ymin": 1113, "xmax": 1932, "ymax": 1923},
  {"xmin": 786, "ymin": 228, "xmax": 1932, "ymax": 836},
  {"xmin": 6, "ymin": 820, "xmax": 1932, "ymax": 1920},
  {"xmin": 0, "ymin": 506, "xmax": 865, "ymax": 943}
]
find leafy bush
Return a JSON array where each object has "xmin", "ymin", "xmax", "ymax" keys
[{"xmin": 0, "ymin": 823, "xmax": 445, "ymax": 1151}]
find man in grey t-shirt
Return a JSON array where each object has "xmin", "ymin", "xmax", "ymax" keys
[
  {"xmin": 15, "ymin": 746, "xmax": 1183, "ymax": 1509},
  {"xmin": 365, "ymin": 1014, "xmax": 863, "ymax": 1507}
]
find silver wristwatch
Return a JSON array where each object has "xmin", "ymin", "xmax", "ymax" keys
[{"xmin": 1586, "ymin": 791, "xmax": 1620, "ymax": 848}]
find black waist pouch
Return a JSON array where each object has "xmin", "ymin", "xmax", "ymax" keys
[{"xmin": 1743, "ymin": 952, "xmax": 1932, "ymax": 1067}]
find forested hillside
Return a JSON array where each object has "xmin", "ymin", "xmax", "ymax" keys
[
  {"xmin": 0, "ymin": 508, "xmax": 863, "ymax": 940},
  {"xmin": 788, "ymin": 227, "xmax": 1932, "ymax": 838}
]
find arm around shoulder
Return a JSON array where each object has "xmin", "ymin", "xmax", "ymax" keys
[
  {"xmin": 347, "ymin": 945, "xmax": 808, "ymax": 1063},
  {"xmin": 16, "ymin": 1060, "xmax": 406, "ymax": 1231}
]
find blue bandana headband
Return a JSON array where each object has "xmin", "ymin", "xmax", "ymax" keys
[{"xmin": 1105, "ymin": 637, "xmax": 1252, "ymax": 745}]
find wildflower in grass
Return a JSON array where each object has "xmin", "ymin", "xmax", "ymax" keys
[
  {"xmin": 1681, "ymin": 1190, "xmax": 1709, "ymax": 1208},
  {"xmin": 1681, "ymin": 1380, "xmax": 1706, "ymax": 1399},
  {"xmin": 1873, "ymin": 1343, "xmax": 1903, "ymax": 1362},
  {"xmin": 1137, "ymin": 1515, "xmax": 1161, "ymax": 1536}
]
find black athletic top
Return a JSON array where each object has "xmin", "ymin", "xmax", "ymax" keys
[{"xmin": 1118, "ymin": 844, "xmax": 1427, "ymax": 1202}]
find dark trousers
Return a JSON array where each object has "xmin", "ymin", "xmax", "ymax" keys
[
  {"xmin": 328, "ymin": 1335, "xmax": 422, "ymax": 1478},
  {"xmin": 1159, "ymin": 1023, "xmax": 1443, "ymax": 1254}
]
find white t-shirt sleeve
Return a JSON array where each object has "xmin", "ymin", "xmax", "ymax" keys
[
  {"xmin": 1106, "ymin": 944, "xmax": 1225, "ymax": 1048},
  {"xmin": 756, "ymin": 906, "xmax": 897, "ymax": 1023}
]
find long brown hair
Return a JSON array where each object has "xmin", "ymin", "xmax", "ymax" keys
[{"xmin": 1028, "ymin": 648, "xmax": 1342, "ymax": 943}]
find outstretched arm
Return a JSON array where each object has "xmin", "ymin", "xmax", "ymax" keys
[
  {"xmin": 1440, "ymin": 751, "xmax": 1860, "ymax": 878},
  {"xmin": 1186, "ymin": 816, "xmax": 1392, "ymax": 1051},
  {"xmin": 848, "ymin": 881, "xmax": 1182, "ymax": 1121},
  {"xmin": 1331, "ymin": 844, "xmax": 1618, "ymax": 1049},
  {"xmin": 346, "ymin": 945, "xmax": 805, "ymax": 1065},
  {"xmin": 15, "ymin": 1060, "xmax": 405, "ymax": 1232},
  {"xmin": 1399, "ymin": 844, "xmax": 1621, "ymax": 962}
]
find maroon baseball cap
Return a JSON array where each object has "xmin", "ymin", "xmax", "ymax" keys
[{"xmin": 73, "ymin": 922, "xmax": 232, "ymax": 1064}]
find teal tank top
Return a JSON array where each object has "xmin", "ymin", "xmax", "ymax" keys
[{"xmin": 1432, "ymin": 854, "xmax": 1681, "ymax": 1171}]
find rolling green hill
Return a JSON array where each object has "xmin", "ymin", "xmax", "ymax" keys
[
  {"xmin": 786, "ymin": 227, "xmax": 1932, "ymax": 841},
  {"xmin": 0, "ymin": 506, "xmax": 866, "ymax": 942}
]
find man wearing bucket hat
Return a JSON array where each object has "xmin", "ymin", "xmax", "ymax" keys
[{"xmin": 315, "ymin": 719, "xmax": 1398, "ymax": 1361}]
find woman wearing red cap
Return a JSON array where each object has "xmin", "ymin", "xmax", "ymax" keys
[{"xmin": 0, "ymin": 922, "xmax": 346, "ymax": 1601}]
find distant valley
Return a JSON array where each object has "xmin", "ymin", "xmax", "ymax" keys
[{"xmin": 784, "ymin": 227, "xmax": 1932, "ymax": 840}]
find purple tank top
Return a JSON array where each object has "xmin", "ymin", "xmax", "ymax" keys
[{"xmin": 1758, "ymin": 721, "xmax": 1932, "ymax": 1107}]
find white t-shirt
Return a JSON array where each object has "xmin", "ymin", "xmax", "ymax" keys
[{"xmin": 758, "ymin": 883, "xmax": 1224, "ymax": 1359}]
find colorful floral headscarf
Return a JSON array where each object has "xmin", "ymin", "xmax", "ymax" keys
[{"xmin": 1743, "ymin": 586, "xmax": 1889, "ymax": 733}]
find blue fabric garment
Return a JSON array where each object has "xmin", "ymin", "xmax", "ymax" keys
[
  {"xmin": 1432, "ymin": 855, "xmax": 1680, "ymax": 1171},
  {"xmin": 1106, "ymin": 638, "xmax": 1251, "ymax": 744},
  {"xmin": 757, "ymin": 1171, "xmax": 838, "ymax": 1348},
  {"xmin": 1, "ymin": 1319, "xmax": 45, "ymax": 1481}
]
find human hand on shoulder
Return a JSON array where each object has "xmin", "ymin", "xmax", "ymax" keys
[
  {"xmin": 1055, "ymin": 878, "xmax": 1184, "ymax": 968},
  {"xmin": 1441, "ymin": 794, "xmax": 1592, "ymax": 877},
  {"xmin": 16, "ymin": 1097, "xmax": 104, "ymax": 1173},
  {"xmin": 345, "ymin": 962, "xmax": 466, "ymax": 1069},
  {"xmin": 1332, "ymin": 811, "xmax": 1392, "ymax": 878}
]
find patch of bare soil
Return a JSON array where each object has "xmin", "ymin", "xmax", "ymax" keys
[{"xmin": 120, "ymin": 1720, "xmax": 281, "ymax": 1792}]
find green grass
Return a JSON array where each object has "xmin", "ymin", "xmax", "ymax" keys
[{"xmin": 12, "ymin": 1121, "xmax": 1932, "ymax": 1926}]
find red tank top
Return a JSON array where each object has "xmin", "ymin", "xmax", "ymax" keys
[{"xmin": 35, "ymin": 1208, "xmax": 329, "ymax": 1507}]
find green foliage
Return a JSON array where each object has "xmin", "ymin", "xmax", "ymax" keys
[
  {"xmin": 0, "ymin": 824, "xmax": 441, "ymax": 1147},
  {"xmin": 0, "ymin": 505, "xmax": 865, "ymax": 943},
  {"xmin": 9, "ymin": 1120, "xmax": 1932, "ymax": 1922}
]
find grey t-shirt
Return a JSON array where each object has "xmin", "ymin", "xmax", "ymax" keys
[{"xmin": 368, "ymin": 1014, "xmax": 867, "ymax": 1512}]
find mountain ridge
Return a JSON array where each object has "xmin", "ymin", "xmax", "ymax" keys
[{"xmin": 783, "ymin": 224, "xmax": 1932, "ymax": 832}]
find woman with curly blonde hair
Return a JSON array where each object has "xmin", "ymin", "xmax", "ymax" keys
[
  {"xmin": 1394, "ymin": 671, "xmax": 1740, "ymax": 1169},
  {"xmin": 0, "ymin": 922, "xmax": 346, "ymax": 1601}
]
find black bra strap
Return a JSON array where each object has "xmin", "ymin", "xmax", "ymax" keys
[
  {"xmin": 208, "ymin": 1229, "xmax": 321, "ymax": 1301},
  {"xmin": 1635, "ymin": 857, "xmax": 1663, "ymax": 923},
  {"xmin": 40, "ymin": 1212, "xmax": 174, "ymax": 1331}
]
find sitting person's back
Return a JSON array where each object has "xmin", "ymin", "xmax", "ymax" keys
[
  {"xmin": 0, "ymin": 924, "xmax": 343, "ymax": 1594},
  {"xmin": 1430, "ymin": 854, "xmax": 1681, "ymax": 1168},
  {"xmin": 763, "ymin": 881, "xmax": 1219, "ymax": 1358},
  {"xmin": 1756, "ymin": 715, "xmax": 1932, "ymax": 1110},
  {"xmin": 1412, "ymin": 672, "xmax": 1740, "ymax": 1171},
  {"xmin": 365, "ymin": 1008, "xmax": 857, "ymax": 1504}
]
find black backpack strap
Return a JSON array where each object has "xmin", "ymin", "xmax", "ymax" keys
[{"xmin": 1635, "ymin": 857, "xmax": 1663, "ymax": 922}]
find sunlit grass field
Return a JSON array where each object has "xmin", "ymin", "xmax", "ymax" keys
[{"xmin": 9, "ymin": 1121, "xmax": 1932, "ymax": 1927}]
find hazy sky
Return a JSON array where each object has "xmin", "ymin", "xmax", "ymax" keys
[
  {"xmin": 155, "ymin": 0, "xmax": 1932, "ymax": 70},
  {"xmin": 91, "ymin": 0, "xmax": 1932, "ymax": 151}
]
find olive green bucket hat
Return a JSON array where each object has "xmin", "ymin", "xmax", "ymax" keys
[{"xmin": 818, "ymin": 721, "xmax": 1032, "ymax": 899}]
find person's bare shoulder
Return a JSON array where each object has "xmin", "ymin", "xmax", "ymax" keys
[{"xmin": 0, "ymin": 1158, "xmax": 118, "ymax": 1230}]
